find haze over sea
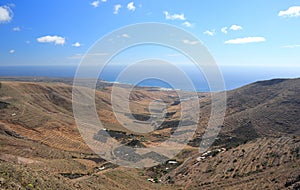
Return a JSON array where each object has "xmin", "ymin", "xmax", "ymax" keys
[{"xmin": 0, "ymin": 65, "xmax": 298, "ymax": 92}]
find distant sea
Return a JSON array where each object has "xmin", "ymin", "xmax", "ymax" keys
[{"xmin": 0, "ymin": 65, "xmax": 299, "ymax": 92}]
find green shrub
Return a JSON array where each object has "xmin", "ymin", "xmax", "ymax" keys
[{"xmin": 26, "ymin": 183, "xmax": 34, "ymax": 189}]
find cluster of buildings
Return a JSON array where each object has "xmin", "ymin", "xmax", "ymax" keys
[{"xmin": 197, "ymin": 148, "xmax": 226, "ymax": 161}]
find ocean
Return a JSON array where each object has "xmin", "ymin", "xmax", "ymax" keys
[{"xmin": 0, "ymin": 65, "xmax": 299, "ymax": 92}]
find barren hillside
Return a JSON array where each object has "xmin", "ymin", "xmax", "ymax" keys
[{"xmin": 0, "ymin": 78, "xmax": 299, "ymax": 189}]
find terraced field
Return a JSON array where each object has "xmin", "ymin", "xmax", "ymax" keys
[{"xmin": 163, "ymin": 137, "xmax": 300, "ymax": 189}]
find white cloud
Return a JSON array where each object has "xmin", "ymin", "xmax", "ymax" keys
[
  {"xmin": 37, "ymin": 35, "xmax": 66, "ymax": 45},
  {"xmin": 91, "ymin": 0, "xmax": 107, "ymax": 7},
  {"xmin": 203, "ymin": 30, "xmax": 215, "ymax": 36},
  {"xmin": 221, "ymin": 27, "xmax": 228, "ymax": 34},
  {"xmin": 225, "ymin": 37, "xmax": 266, "ymax": 44},
  {"xmin": 229, "ymin": 24, "xmax": 243, "ymax": 31},
  {"xmin": 127, "ymin": 2, "xmax": 136, "ymax": 11},
  {"xmin": 278, "ymin": 6, "xmax": 300, "ymax": 17},
  {"xmin": 114, "ymin": 4, "xmax": 122, "ymax": 14},
  {"xmin": 183, "ymin": 39, "xmax": 200, "ymax": 45},
  {"xmin": 122, "ymin": 34, "xmax": 130, "ymax": 38},
  {"xmin": 9, "ymin": 49, "xmax": 15, "ymax": 54},
  {"xmin": 182, "ymin": 21, "xmax": 193, "ymax": 28},
  {"xmin": 0, "ymin": 6, "xmax": 13, "ymax": 23},
  {"xmin": 221, "ymin": 25, "xmax": 242, "ymax": 34},
  {"xmin": 72, "ymin": 42, "xmax": 81, "ymax": 47},
  {"xmin": 281, "ymin": 44, "xmax": 300, "ymax": 48},
  {"xmin": 90, "ymin": 1, "xmax": 100, "ymax": 8},
  {"xmin": 13, "ymin": 27, "xmax": 20, "ymax": 31},
  {"xmin": 164, "ymin": 11, "xmax": 186, "ymax": 20}
]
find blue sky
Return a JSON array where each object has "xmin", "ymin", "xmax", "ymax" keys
[{"xmin": 0, "ymin": 0, "xmax": 300, "ymax": 73}]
